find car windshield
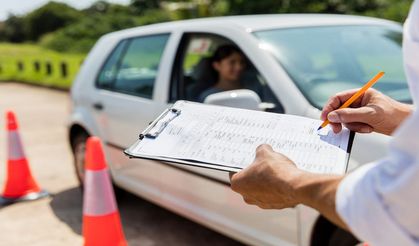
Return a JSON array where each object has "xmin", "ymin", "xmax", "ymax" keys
[{"xmin": 254, "ymin": 25, "xmax": 411, "ymax": 109}]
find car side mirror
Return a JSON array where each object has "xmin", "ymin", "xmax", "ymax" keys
[{"xmin": 203, "ymin": 89, "xmax": 275, "ymax": 111}]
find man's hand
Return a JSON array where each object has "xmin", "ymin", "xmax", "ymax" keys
[
  {"xmin": 230, "ymin": 144, "xmax": 348, "ymax": 229},
  {"xmin": 322, "ymin": 89, "xmax": 412, "ymax": 135},
  {"xmin": 229, "ymin": 144, "xmax": 304, "ymax": 209}
]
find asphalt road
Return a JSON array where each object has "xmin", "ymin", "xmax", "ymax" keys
[{"xmin": 0, "ymin": 83, "xmax": 243, "ymax": 246}]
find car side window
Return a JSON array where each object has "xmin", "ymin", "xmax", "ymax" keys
[
  {"xmin": 97, "ymin": 34, "xmax": 170, "ymax": 98},
  {"xmin": 113, "ymin": 34, "xmax": 170, "ymax": 99},
  {"xmin": 97, "ymin": 40, "xmax": 128, "ymax": 89},
  {"xmin": 170, "ymin": 33, "xmax": 284, "ymax": 113}
]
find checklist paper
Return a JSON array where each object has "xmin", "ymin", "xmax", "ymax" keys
[{"xmin": 125, "ymin": 101, "xmax": 354, "ymax": 174}]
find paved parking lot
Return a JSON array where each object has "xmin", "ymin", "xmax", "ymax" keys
[{"xmin": 0, "ymin": 83, "xmax": 243, "ymax": 246}]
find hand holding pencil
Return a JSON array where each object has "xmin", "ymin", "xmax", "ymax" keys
[
  {"xmin": 318, "ymin": 71, "xmax": 411, "ymax": 135},
  {"xmin": 318, "ymin": 71, "xmax": 385, "ymax": 131}
]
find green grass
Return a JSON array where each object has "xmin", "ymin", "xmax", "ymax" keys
[
  {"xmin": 0, "ymin": 43, "xmax": 85, "ymax": 89},
  {"xmin": 0, "ymin": 43, "xmax": 209, "ymax": 89}
]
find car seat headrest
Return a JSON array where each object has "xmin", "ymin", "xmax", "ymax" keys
[{"xmin": 190, "ymin": 57, "xmax": 217, "ymax": 84}]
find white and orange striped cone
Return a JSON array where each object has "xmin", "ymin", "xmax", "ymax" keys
[
  {"xmin": 0, "ymin": 111, "xmax": 48, "ymax": 206},
  {"xmin": 83, "ymin": 136, "xmax": 127, "ymax": 246}
]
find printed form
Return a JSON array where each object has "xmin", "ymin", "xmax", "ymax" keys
[{"xmin": 127, "ymin": 101, "xmax": 353, "ymax": 174}]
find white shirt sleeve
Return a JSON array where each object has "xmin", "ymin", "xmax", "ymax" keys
[
  {"xmin": 336, "ymin": 148, "xmax": 419, "ymax": 246},
  {"xmin": 336, "ymin": 102, "xmax": 419, "ymax": 246},
  {"xmin": 404, "ymin": 0, "xmax": 419, "ymax": 104},
  {"xmin": 335, "ymin": 1, "xmax": 419, "ymax": 245},
  {"xmin": 337, "ymin": 104, "xmax": 419, "ymax": 246}
]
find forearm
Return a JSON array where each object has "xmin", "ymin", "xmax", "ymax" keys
[{"xmin": 293, "ymin": 173, "xmax": 348, "ymax": 230}]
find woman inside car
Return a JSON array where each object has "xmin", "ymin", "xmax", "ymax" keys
[{"xmin": 198, "ymin": 44, "xmax": 246, "ymax": 102}]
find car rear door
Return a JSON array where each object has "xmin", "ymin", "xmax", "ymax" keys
[{"xmin": 91, "ymin": 33, "xmax": 171, "ymax": 171}]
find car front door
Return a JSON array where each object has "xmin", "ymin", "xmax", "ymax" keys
[{"xmin": 164, "ymin": 31, "xmax": 298, "ymax": 245}]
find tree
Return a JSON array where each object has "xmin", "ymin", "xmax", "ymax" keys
[
  {"xmin": 40, "ymin": 8, "xmax": 170, "ymax": 53},
  {"xmin": 220, "ymin": 0, "xmax": 281, "ymax": 14},
  {"xmin": 211, "ymin": 0, "xmax": 412, "ymax": 22},
  {"xmin": 0, "ymin": 15, "xmax": 26, "ymax": 42},
  {"xmin": 23, "ymin": 2, "xmax": 82, "ymax": 41},
  {"xmin": 84, "ymin": 1, "xmax": 133, "ymax": 15},
  {"xmin": 130, "ymin": 0, "xmax": 163, "ymax": 14}
]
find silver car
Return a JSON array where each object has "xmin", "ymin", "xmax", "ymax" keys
[{"xmin": 68, "ymin": 14, "xmax": 411, "ymax": 245}]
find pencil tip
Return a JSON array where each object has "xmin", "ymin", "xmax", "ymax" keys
[{"xmin": 317, "ymin": 126, "xmax": 322, "ymax": 131}]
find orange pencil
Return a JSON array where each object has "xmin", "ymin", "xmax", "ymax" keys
[{"xmin": 317, "ymin": 71, "xmax": 385, "ymax": 131}]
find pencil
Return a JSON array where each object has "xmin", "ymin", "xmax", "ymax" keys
[{"xmin": 317, "ymin": 71, "xmax": 385, "ymax": 131}]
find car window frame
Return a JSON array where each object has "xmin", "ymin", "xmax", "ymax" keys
[
  {"xmin": 95, "ymin": 33, "xmax": 171, "ymax": 100},
  {"xmin": 169, "ymin": 32, "xmax": 285, "ymax": 113},
  {"xmin": 169, "ymin": 33, "xmax": 189, "ymax": 102},
  {"xmin": 169, "ymin": 32, "xmax": 225, "ymax": 103}
]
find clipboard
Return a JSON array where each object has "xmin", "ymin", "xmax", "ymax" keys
[
  {"xmin": 125, "ymin": 101, "xmax": 355, "ymax": 174},
  {"xmin": 125, "ymin": 105, "xmax": 243, "ymax": 172}
]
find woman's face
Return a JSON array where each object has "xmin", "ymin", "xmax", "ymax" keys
[{"xmin": 213, "ymin": 52, "xmax": 246, "ymax": 82}]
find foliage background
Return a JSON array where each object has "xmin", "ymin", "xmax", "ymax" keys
[{"xmin": 0, "ymin": 0, "xmax": 413, "ymax": 88}]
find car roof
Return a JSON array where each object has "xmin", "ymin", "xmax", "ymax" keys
[
  {"xmin": 179, "ymin": 14, "xmax": 400, "ymax": 31},
  {"xmin": 105, "ymin": 14, "xmax": 401, "ymax": 39}
]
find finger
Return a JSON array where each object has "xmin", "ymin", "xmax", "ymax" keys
[
  {"xmin": 256, "ymin": 144, "xmax": 273, "ymax": 152},
  {"xmin": 255, "ymin": 144, "xmax": 273, "ymax": 159},
  {"xmin": 243, "ymin": 196, "xmax": 257, "ymax": 205},
  {"xmin": 257, "ymin": 203, "xmax": 275, "ymax": 209},
  {"xmin": 230, "ymin": 168, "xmax": 253, "ymax": 193},
  {"xmin": 229, "ymin": 171, "xmax": 243, "ymax": 192},
  {"xmin": 321, "ymin": 90, "xmax": 356, "ymax": 120},
  {"xmin": 329, "ymin": 122, "xmax": 342, "ymax": 134},
  {"xmin": 328, "ymin": 107, "xmax": 375, "ymax": 124},
  {"xmin": 229, "ymin": 171, "xmax": 237, "ymax": 181},
  {"xmin": 321, "ymin": 89, "xmax": 364, "ymax": 120},
  {"xmin": 321, "ymin": 96, "xmax": 342, "ymax": 120},
  {"xmin": 343, "ymin": 122, "xmax": 373, "ymax": 133}
]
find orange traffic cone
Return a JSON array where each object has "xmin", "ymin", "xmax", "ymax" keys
[
  {"xmin": 83, "ymin": 136, "xmax": 127, "ymax": 246},
  {"xmin": 0, "ymin": 111, "xmax": 48, "ymax": 206}
]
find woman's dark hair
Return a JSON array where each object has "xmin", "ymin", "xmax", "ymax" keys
[{"xmin": 211, "ymin": 44, "xmax": 244, "ymax": 62}]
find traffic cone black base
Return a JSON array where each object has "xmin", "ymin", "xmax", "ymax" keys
[{"xmin": 0, "ymin": 189, "xmax": 49, "ymax": 206}]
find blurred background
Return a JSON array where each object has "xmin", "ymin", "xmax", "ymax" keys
[
  {"xmin": 0, "ymin": 1, "xmax": 414, "ymax": 245},
  {"xmin": 0, "ymin": 0, "xmax": 413, "ymax": 89}
]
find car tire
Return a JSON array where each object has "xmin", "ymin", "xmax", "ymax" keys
[
  {"xmin": 71, "ymin": 132, "xmax": 126, "ymax": 199},
  {"xmin": 311, "ymin": 216, "xmax": 360, "ymax": 246}
]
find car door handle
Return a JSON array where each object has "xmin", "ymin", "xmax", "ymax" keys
[{"xmin": 92, "ymin": 102, "xmax": 104, "ymax": 111}]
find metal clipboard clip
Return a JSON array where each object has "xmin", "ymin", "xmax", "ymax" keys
[{"xmin": 139, "ymin": 108, "xmax": 181, "ymax": 140}]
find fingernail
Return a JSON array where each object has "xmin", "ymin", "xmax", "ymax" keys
[
  {"xmin": 360, "ymin": 127, "xmax": 372, "ymax": 133},
  {"xmin": 328, "ymin": 112, "xmax": 340, "ymax": 122}
]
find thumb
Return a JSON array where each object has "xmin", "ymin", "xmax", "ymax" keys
[
  {"xmin": 327, "ymin": 107, "xmax": 374, "ymax": 125},
  {"xmin": 255, "ymin": 144, "xmax": 274, "ymax": 159}
]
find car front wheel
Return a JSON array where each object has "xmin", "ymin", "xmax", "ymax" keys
[
  {"xmin": 71, "ymin": 132, "xmax": 126, "ymax": 199},
  {"xmin": 71, "ymin": 132, "xmax": 88, "ymax": 187}
]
